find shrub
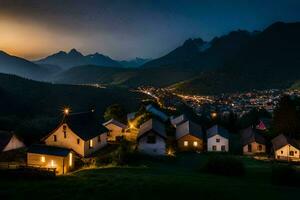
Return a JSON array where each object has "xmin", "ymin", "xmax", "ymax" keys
[
  {"xmin": 272, "ymin": 165, "xmax": 300, "ymax": 187},
  {"xmin": 201, "ymin": 155, "xmax": 245, "ymax": 176}
]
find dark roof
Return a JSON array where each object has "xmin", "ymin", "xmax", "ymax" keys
[
  {"xmin": 103, "ymin": 119, "xmax": 127, "ymax": 129},
  {"xmin": 240, "ymin": 127, "xmax": 266, "ymax": 146},
  {"xmin": 28, "ymin": 144, "xmax": 71, "ymax": 157},
  {"xmin": 271, "ymin": 134, "xmax": 300, "ymax": 151},
  {"xmin": 63, "ymin": 111, "xmax": 108, "ymax": 140},
  {"xmin": 0, "ymin": 131, "xmax": 13, "ymax": 151},
  {"xmin": 176, "ymin": 120, "xmax": 203, "ymax": 140},
  {"xmin": 138, "ymin": 118, "xmax": 166, "ymax": 140},
  {"xmin": 207, "ymin": 125, "xmax": 229, "ymax": 139}
]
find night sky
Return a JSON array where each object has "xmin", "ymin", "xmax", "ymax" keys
[{"xmin": 1, "ymin": 0, "xmax": 300, "ymax": 60}]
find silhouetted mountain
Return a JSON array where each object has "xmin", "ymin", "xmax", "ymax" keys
[
  {"xmin": 172, "ymin": 22, "xmax": 300, "ymax": 94},
  {"xmin": 0, "ymin": 51, "xmax": 56, "ymax": 80},
  {"xmin": 119, "ymin": 57, "xmax": 151, "ymax": 68},
  {"xmin": 36, "ymin": 49, "xmax": 122, "ymax": 69}
]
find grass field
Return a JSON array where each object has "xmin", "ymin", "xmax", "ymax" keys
[{"xmin": 0, "ymin": 154, "xmax": 299, "ymax": 200}]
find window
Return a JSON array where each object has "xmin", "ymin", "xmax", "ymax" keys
[
  {"xmin": 281, "ymin": 151, "xmax": 283, "ymax": 154},
  {"xmin": 289, "ymin": 151, "xmax": 294, "ymax": 156},
  {"xmin": 77, "ymin": 138, "xmax": 80, "ymax": 144},
  {"xmin": 53, "ymin": 135, "xmax": 57, "ymax": 142},
  {"xmin": 63, "ymin": 125, "xmax": 67, "ymax": 138},
  {"xmin": 64, "ymin": 131, "xmax": 67, "ymax": 138},
  {"xmin": 147, "ymin": 135, "xmax": 156, "ymax": 144},
  {"xmin": 193, "ymin": 141, "xmax": 198, "ymax": 147},
  {"xmin": 89, "ymin": 140, "xmax": 93, "ymax": 148},
  {"xmin": 69, "ymin": 153, "xmax": 72, "ymax": 167},
  {"xmin": 184, "ymin": 141, "xmax": 188, "ymax": 147},
  {"xmin": 50, "ymin": 160, "xmax": 55, "ymax": 168},
  {"xmin": 221, "ymin": 145, "xmax": 226, "ymax": 151},
  {"xmin": 41, "ymin": 156, "xmax": 45, "ymax": 163},
  {"xmin": 295, "ymin": 151, "xmax": 298, "ymax": 154},
  {"xmin": 247, "ymin": 144, "xmax": 252, "ymax": 152},
  {"xmin": 212, "ymin": 145, "xmax": 217, "ymax": 151},
  {"xmin": 98, "ymin": 135, "xmax": 101, "ymax": 143},
  {"xmin": 258, "ymin": 145, "xmax": 262, "ymax": 151},
  {"xmin": 216, "ymin": 138, "xmax": 220, "ymax": 143}
]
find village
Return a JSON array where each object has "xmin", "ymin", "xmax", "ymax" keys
[{"xmin": 1, "ymin": 92, "xmax": 300, "ymax": 176}]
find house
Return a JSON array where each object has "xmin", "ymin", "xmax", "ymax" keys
[
  {"xmin": 0, "ymin": 131, "xmax": 25, "ymax": 152},
  {"xmin": 256, "ymin": 118, "xmax": 271, "ymax": 131},
  {"xmin": 240, "ymin": 127, "xmax": 266, "ymax": 155},
  {"xmin": 137, "ymin": 118, "xmax": 167, "ymax": 155},
  {"xmin": 176, "ymin": 120, "xmax": 204, "ymax": 152},
  {"xmin": 272, "ymin": 134, "xmax": 300, "ymax": 161},
  {"xmin": 146, "ymin": 104, "xmax": 169, "ymax": 122},
  {"xmin": 207, "ymin": 125, "xmax": 229, "ymax": 152},
  {"xmin": 27, "ymin": 144, "xmax": 74, "ymax": 175},
  {"xmin": 103, "ymin": 119, "xmax": 127, "ymax": 142},
  {"xmin": 42, "ymin": 111, "xmax": 108, "ymax": 157},
  {"xmin": 170, "ymin": 114, "xmax": 187, "ymax": 128}
]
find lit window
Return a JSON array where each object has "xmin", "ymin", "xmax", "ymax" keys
[
  {"xmin": 69, "ymin": 153, "xmax": 72, "ymax": 167},
  {"xmin": 184, "ymin": 141, "xmax": 188, "ymax": 147},
  {"xmin": 216, "ymin": 138, "xmax": 220, "ymax": 143},
  {"xmin": 193, "ymin": 141, "xmax": 198, "ymax": 147},
  {"xmin": 41, "ymin": 156, "xmax": 45, "ymax": 163},
  {"xmin": 89, "ymin": 139, "xmax": 93, "ymax": 148},
  {"xmin": 77, "ymin": 138, "xmax": 80, "ymax": 144},
  {"xmin": 51, "ymin": 160, "xmax": 55, "ymax": 168}
]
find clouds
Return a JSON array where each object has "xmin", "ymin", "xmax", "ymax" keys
[{"xmin": 0, "ymin": 0, "xmax": 300, "ymax": 60}]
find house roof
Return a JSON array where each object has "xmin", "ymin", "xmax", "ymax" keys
[
  {"xmin": 240, "ymin": 127, "xmax": 266, "ymax": 146},
  {"xmin": 146, "ymin": 104, "xmax": 169, "ymax": 122},
  {"xmin": 28, "ymin": 144, "xmax": 71, "ymax": 157},
  {"xmin": 271, "ymin": 134, "xmax": 300, "ymax": 151},
  {"xmin": 207, "ymin": 125, "xmax": 229, "ymax": 139},
  {"xmin": 0, "ymin": 130, "xmax": 13, "ymax": 151},
  {"xmin": 102, "ymin": 118, "xmax": 127, "ymax": 129},
  {"xmin": 63, "ymin": 111, "xmax": 108, "ymax": 140},
  {"xmin": 138, "ymin": 118, "xmax": 166, "ymax": 140},
  {"xmin": 176, "ymin": 120, "xmax": 203, "ymax": 140},
  {"xmin": 170, "ymin": 114, "xmax": 187, "ymax": 127}
]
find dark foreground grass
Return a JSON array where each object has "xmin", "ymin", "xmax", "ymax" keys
[{"xmin": 0, "ymin": 154, "xmax": 299, "ymax": 200}]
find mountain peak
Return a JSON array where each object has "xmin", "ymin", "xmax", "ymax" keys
[{"xmin": 68, "ymin": 49, "xmax": 83, "ymax": 56}]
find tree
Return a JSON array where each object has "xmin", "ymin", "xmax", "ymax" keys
[
  {"xmin": 104, "ymin": 104, "xmax": 126, "ymax": 123},
  {"xmin": 273, "ymin": 95, "xmax": 300, "ymax": 138}
]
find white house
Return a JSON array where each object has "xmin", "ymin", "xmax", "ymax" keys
[
  {"xmin": 103, "ymin": 119, "xmax": 127, "ymax": 142},
  {"xmin": 42, "ymin": 111, "xmax": 108, "ymax": 157},
  {"xmin": 240, "ymin": 127, "xmax": 266, "ymax": 155},
  {"xmin": 207, "ymin": 125, "xmax": 229, "ymax": 152},
  {"xmin": 272, "ymin": 134, "xmax": 300, "ymax": 162},
  {"xmin": 0, "ymin": 131, "xmax": 25, "ymax": 152},
  {"xmin": 137, "ymin": 118, "xmax": 167, "ymax": 156}
]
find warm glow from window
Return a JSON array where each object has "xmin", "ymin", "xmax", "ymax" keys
[
  {"xmin": 89, "ymin": 139, "xmax": 93, "ymax": 148},
  {"xmin": 193, "ymin": 141, "xmax": 198, "ymax": 147},
  {"xmin": 69, "ymin": 153, "xmax": 72, "ymax": 167},
  {"xmin": 184, "ymin": 141, "xmax": 188, "ymax": 147},
  {"xmin": 51, "ymin": 160, "xmax": 55, "ymax": 167},
  {"xmin": 41, "ymin": 156, "xmax": 45, "ymax": 163}
]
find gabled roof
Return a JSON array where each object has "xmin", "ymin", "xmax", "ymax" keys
[
  {"xmin": 146, "ymin": 104, "xmax": 169, "ymax": 122},
  {"xmin": 0, "ymin": 131, "xmax": 13, "ymax": 151},
  {"xmin": 28, "ymin": 144, "xmax": 71, "ymax": 157},
  {"xmin": 207, "ymin": 125, "xmax": 230, "ymax": 139},
  {"xmin": 240, "ymin": 127, "xmax": 266, "ymax": 146},
  {"xmin": 138, "ymin": 118, "xmax": 166, "ymax": 140},
  {"xmin": 103, "ymin": 119, "xmax": 127, "ymax": 129},
  {"xmin": 43, "ymin": 111, "xmax": 108, "ymax": 141},
  {"xmin": 271, "ymin": 134, "xmax": 300, "ymax": 151},
  {"xmin": 176, "ymin": 120, "xmax": 203, "ymax": 140}
]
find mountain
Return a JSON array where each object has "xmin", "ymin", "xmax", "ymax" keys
[
  {"xmin": 142, "ymin": 31, "xmax": 253, "ymax": 70},
  {"xmin": 36, "ymin": 49, "xmax": 122, "ymax": 69},
  {"xmin": 171, "ymin": 22, "xmax": 300, "ymax": 95},
  {"xmin": 0, "ymin": 50, "xmax": 57, "ymax": 80},
  {"xmin": 119, "ymin": 57, "xmax": 151, "ymax": 68}
]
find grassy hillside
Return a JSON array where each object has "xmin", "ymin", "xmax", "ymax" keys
[{"xmin": 0, "ymin": 73, "xmax": 145, "ymax": 144}]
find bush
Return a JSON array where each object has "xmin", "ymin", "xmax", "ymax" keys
[
  {"xmin": 96, "ymin": 154, "xmax": 113, "ymax": 166},
  {"xmin": 201, "ymin": 155, "xmax": 245, "ymax": 176},
  {"xmin": 272, "ymin": 165, "xmax": 300, "ymax": 187}
]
